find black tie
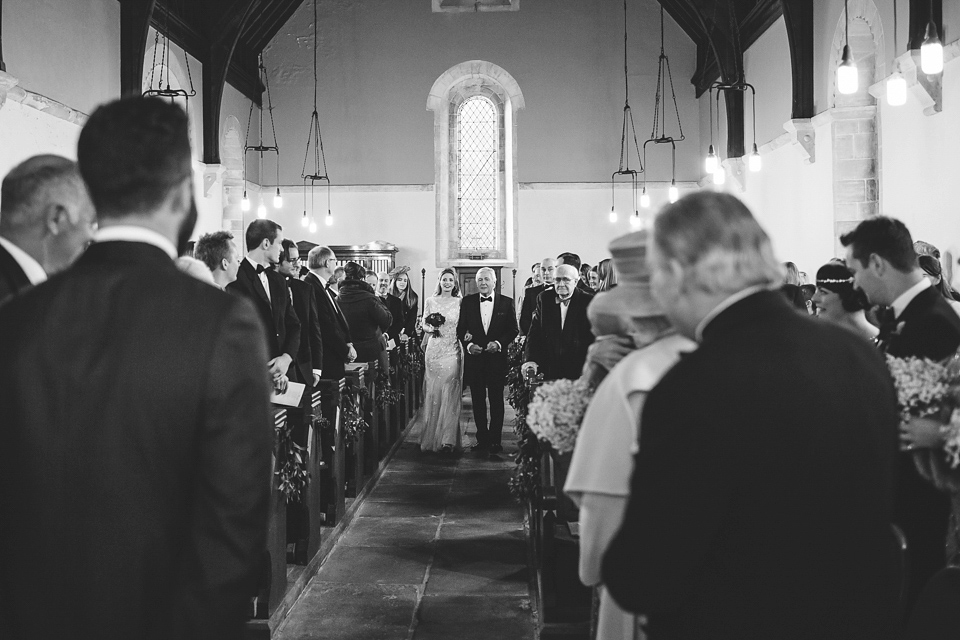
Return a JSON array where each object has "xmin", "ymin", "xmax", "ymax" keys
[
  {"xmin": 559, "ymin": 297, "xmax": 571, "ymax": 306},
  {"xmin": 480, "ymin": 296, "xmax": 493, "ymax": 303},
  {"xmin": 326, "ymin": 282, "xmax": 336, "ymax": 298},
  {"xmin": 256, "ymin": 264, "xmax": 266, "ymax": 274}
]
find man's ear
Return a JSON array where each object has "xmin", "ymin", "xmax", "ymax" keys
[
  {"xmin": 260, "ymin": 238, "xmax": 272, "ymax": 252},
  {"xmin": 45, "ymin": 204, "xmax": 69, "ymax": 236},
  {"xmin": 868, "ymin": 252, "xmax": 885, "ymax": 275},
  {"xmin": 220, "ymin": 257, "xmax": 229, "ymax": 272}
]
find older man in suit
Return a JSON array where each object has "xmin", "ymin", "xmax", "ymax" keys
[
  {"xmin": 227, "ymin": 219, "xmax": 301, "ymax": 390},
  {"xmin": 523, "ymin": 264, "xmax": 594, "ymax": 381},
  {"xmin": 602, "ymin": 192, "xmax": 900, "ymax": 640},
  {"xmin": 457, "ymin": 267, "xmax": 519, "ymax": 454},
  {"xmin": 842, "ymin": 216, "xmax": 960, "ymax": 616},
  {"xmin": 0, "ymin": 154, "xmax": 96, "ymax": 304},
  {"xmin": 0, "ymin": 97, "xmax": 272, "ymax": 639},
  {"xmin": 304, "ymin": 245, "xmax": 356, "ymax": 381}
]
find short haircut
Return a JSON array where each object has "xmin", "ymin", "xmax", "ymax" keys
[
  {"xmin": 557, "ymin": 252, "xmax": 582, "ymax": 270},
  {"xmin": 245, "ymin": 219, "xmax": 282, "ymax": 251},
  {"xmin": 195, "ymin": 230, "xmax": 236, "ymax": 272},
  {"xmin": 653, "ymin": 192, "xmax": 782, "ymax": 295},
  {"xmin": 476, "ymin": 267, "xmax": 497, "ymax": 281},
  {"xmin": 77, "ymin": 97, "xmax": 192, "ymax": 219},
  {"xmin": 307, "ymin": 245, "xmax": 334, "ymax": 270},
  {"xmin": 0, "ymin": 155, "xmax": 84, "ymax": 234},
  {"xmin": 280, "ymin": 238, "xmax": 298, "ymax": 258},
  {"xmin": 840, "ymin": 216, "xmax": 916, "ymax": 273}
]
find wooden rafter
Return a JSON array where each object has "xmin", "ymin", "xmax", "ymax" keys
[{"xmin": 119, "ymin": 0, "xmax": 157, "ymax": 96}]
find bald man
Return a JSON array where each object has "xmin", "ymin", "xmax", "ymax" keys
[
  {"xmin": 0, "ymin": 155, "xmax": 96, "ymax": 304},
  {"xmin": 457, "ymin": 267, "xmax": 518, "ymax": 454},
  {"xmin": 519, "ymin": 257, "xmax": 556, "ymax": 336},
  {"xmin": 523, "ymin": 264, "xmax": 595, "ymax": 381}
]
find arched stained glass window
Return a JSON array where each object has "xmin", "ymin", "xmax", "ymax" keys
[{"xmin": 456, "ymin": 96, "xmax": 499, "ymax": 252}]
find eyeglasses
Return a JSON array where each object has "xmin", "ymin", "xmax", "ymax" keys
[{"xmin": 555, "ymin": 277, "xmax": 576, "ymax": 284}]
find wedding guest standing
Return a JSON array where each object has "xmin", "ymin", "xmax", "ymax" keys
[
  {"xmin": 195, "ymin": 230, "xmax": 241, "ymax": 290},
  {"xmin": 304, "ymin": 246, "xmax": 356, "ymax": 380},
  {"xmin": 519, "ymin": 257, "xmax": 556, "ymax": 335},
  {"xmin": 227, "ymin": 219, "xmax": 301, "ymax": 390},
  {"xmin": 565, "ymin": 230, "xmax": 695, "ymax": 640},
  {"xmin": 175, "ymin": 255, "xmax": 215, "ymax": 285},
  {"xmin": 457, "ymin": 267, "xmax": 519, "ymax": 454},
  {"xmin": 276, "ymin": 239, "xmax": 323, "ymax": 388},
  {"xmin": 374, "ymin": 270, "xmax": 403, "ymax": 342},
  {"xmin": 603, "ymin": 192, "xmax": 900, "ymax": 640},
  {"xmin": 388, "ymin": 266, "xmax": 419, "ymax": 343},
  {"xmin": 0, "ymin": 97, "xmax": 272, "ymax": 640},
  {"xmin": 523, "ymin": 264, "xmax": 595, "ymax": 381},
  {"xmin": 0, "ymin": 154, "xmax": 96, "ymax": 304},
  {"xmin": 811, "ymin": 261, "xmax": 877, "ymax": 341},
  {"xmin": 337, "ymin": 261, "xmax": 392, "ymax": 365},
  {"xmin": 842, "ymin": 216, "xmax": 960, "ymax": 615}
]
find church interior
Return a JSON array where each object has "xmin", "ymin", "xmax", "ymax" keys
[{"xmin": 2, "ymin": 0, "xmax": 959, "ymax": 638}]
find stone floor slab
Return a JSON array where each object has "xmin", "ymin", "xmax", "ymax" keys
[
  {"xmin": 340, "ymin": 516, "xmax": 440, "ymax": 548},
  {"xmin": 278, "ymin": 582, "xmax": 418, "ymax": 640},
  {"xmin": 413, "ymin": 595, "xmax": 535, "ymax": 640},
  {"xmin": 317, "ymin": 545, "xmax": 432, "ymax": 585}
]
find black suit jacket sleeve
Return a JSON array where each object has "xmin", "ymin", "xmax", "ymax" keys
[
  {"xmin": 518, "ymin": 286, "xmax": 540, "ymax": 336},
  {"xmin": 456, "ymin": 298, "xmax": 472, "ymax": 344},
  {"xmin": 373, "ymin": 296, "xmax": 393, "ymax": 332},
  {"xmin": 306, "ymin": 286, "xmax": 323, "ymax": 372},
  {"xmin": 492, "ymin": 297, "xmax": 519, "ymax": 347},
  {"xmin": 279, "ymin": 281, "xmax": 301, "ymax": 362},
  {"xmin": 891, "ymin": 309, "xmax": 960, "ymax": 361},
  {"xmin": 171, "ymin": 297, "xmax": 273, "ymax": 639},
  {"xmin": 524, "ymin": 294, "xmax": 546, "ymax": 365}
]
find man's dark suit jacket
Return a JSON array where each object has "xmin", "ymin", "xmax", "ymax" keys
[
  {"xmin": 519, "ymin": 282, "xmax": 550, "ymax": 336},
  {"xmin": 0, "ymin": 241, "xmax": 32, "ymax": 305},
  {"xmin": 0, "ymin": 241, "xmax": 273, "ymax": 640},
  {"xmin": 227, "ymin": 258, "xmax": 300, "ymax": 364},
  {"xmin": 288, "ymin": 277, "xmax": 323, "ymax": 386},
  {"xmin": 457, "ymin": 292, "xmax": 519, "ymax": 387},
  {"xmin": 524, "ymin": 287, "xmax": 594, "ymax": 381},
  {"xmin": 881, "ymin": 284, "xmax": 960, "ymax": 613},
  {"xmin": 603, "ymin": 290, "xmax": 900, "ymax": 640},
  {"xmin": 304, "ymin": 272, "xmax": 353, "ymax": 380}
]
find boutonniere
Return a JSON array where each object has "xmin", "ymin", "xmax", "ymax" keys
[{"xmin": 892, "ymin": 321, "xmax": 906, "ymax": 337}]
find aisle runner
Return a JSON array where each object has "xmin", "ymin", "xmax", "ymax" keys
[{"xmin": 276, "ymin": 392, "xmax": 534, "ymax": 640}]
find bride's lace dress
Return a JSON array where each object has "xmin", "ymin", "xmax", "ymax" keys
[{"xmin": 412, "ymin": 295, "xmax": 467, "ymax": 451}]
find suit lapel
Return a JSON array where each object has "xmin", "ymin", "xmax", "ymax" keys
[
  {"xmin": 240, "ymin": 259, "xmax": 270, "ymax": 307},
  {"xmin": 0, "ymin": 243, "xmax": 31, "ymax": 297}
]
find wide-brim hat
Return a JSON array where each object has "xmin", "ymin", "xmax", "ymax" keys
[{"xmin": 605, "ymin": 229, "xmax": 662, "ymax": 317}]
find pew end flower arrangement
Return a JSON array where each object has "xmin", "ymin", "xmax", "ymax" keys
[
  {"xmin": 275, "ymin": 418, "xmax": 310, "ymax": 502},
  {"xmin": 525, "ymin": 378, "xmax": 594, "ymax": 455}
]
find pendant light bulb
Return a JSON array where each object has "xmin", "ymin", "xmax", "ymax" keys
[
  {"xmin": 273, "ymin": 188, "xmax": 283, "ymax": 209},
  {"xmin": 241, "ymin": 191, "xmax": 250, "ymax": 212},
  {"xmin": 325, "ymin": 210, "xmax": 333, "ymax": 226},
  {"xmin": 668, "ymin": 181, "xmax": 679, "ymax": 203},
  {"xmin": 608, "ymin": 207, "xmax": 618, "ymax": 224},
  {"xmin": 837, "ymin": 45, "xmax": 858, "ymax": 95},
  {"xmin": 301, "ymin": 210, "xmax": 309, "ymax": 227},
  {"xmin": 640, "ymin": 190, "xmax": 651, "ymax": 209},
  {"xmin": 309, "ymin": 219, "xmax": 317, "ymax": 233},
  {"xmin": 630, "ymin": 211, "xmax": 642, "ymax": 228},
  {"xmin": 886, "ymin": 72, "xmax": 907, "ymax": 106},
  {"xmin": 256, "ymin": 202, "xmax": 267, "ymax": 219},
  {"xmin": 920, "ymin": 21, "xmax": 944, "ymax": 75},
  {"xmin": 713, "ymin": 168, "xmax": 726, "ymax": 186},
  {"xmin": 705, "ymin": 145, "xmax": 718, "ymax": 174},
  {"xmin": 748, "ymin": 144, "xmax": 762, "ymax": 172}
]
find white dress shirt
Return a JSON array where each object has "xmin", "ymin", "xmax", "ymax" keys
[
  {"xmin": 0, "ymin": 235, "xmax": 46, "ymax": 285},
  {"xmin": 95, "ymin": 225, "xmax": 177, "ymax": 259},
  {"xmin": 891, "ymin": 277, "xmax": 931, "ymax": 320},
  {"xmin": 246, "ymin": 256, "xmax": 270, "ymax": 303},
  {"xmin": 559, "ymin": 295, "xmax": 572, "ymax": 329},
  {"xmin": 480, "ymin": 294, "xmax": 494, "ymax": 333}
]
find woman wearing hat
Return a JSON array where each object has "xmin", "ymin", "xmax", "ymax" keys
[
  {"xmin": 564, "ymin": 230, "xmax": 696, "ymax": 640},
  {"xmin": 811, "ymin": 262, "xmax": 877, "ymax": 341}
]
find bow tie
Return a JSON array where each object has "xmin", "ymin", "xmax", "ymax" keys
[
  {"xmin": 480, "ymin": 296, "xmax": 493, "ymax": 303},
  {"xmin": 558, "ymin": 297, "xmax": 572, "ymax": 306},
  {"xmin": 256, "ymin": 264, "xmax": 266, "ymax": 274}
]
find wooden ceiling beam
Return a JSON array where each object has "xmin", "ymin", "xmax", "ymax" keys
[
  {"xmin": 243, "ymin": 0, "xmax": 304, "ymax": 53},
  {"xmin": 781, "ymin": 0, "xmax": 814, "ymax": 119},
  {"xmin": 119, "ymin": 0, "xmax": 157, "ymax": 96}
]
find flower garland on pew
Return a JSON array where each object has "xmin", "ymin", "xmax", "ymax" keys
[
  {"xmin": 275, "ymin": 417, "xmax": 310, "ymax": 503},
  {"xmin": 507, "ymin": 338, "xmax": 544, "ymax": 501},
  {"xmin": 376, "ymin": 368, "xmax": 403, "ymax": 406},
  {"xmin": 341, "ymin": 394, "xmax": 370, "ymax": 442}
]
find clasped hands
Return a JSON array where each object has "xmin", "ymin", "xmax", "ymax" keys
[
  {"xmin": 900, "ymin": 415, "xmax": 947, "ymax": 451},
  {"xmin": 464, "ymin": 332, "xmax": 499, "ymax": 355},
  {"xmin": 268, "ymin": 354, "xmax": 292, "ymax": 393}
]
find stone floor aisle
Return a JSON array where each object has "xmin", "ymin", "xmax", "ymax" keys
[{"xmin": 276, "ymin": 392, "xmax": 534, "ymax": 640}]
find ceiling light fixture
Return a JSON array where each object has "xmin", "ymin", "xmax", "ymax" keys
[
  {"xmin": 886, "ymin": 0, "xmax": 907, "ymax": 106},
  {"xmin": 837, "ymin": 0, "xmax": 859, "ymax": 95},
  {"xmin": 609, "ymin": 0, "xmax": 644, "ymax": 224},
  {"xmin": 920, "ymin": 0, "xmax": 943, "ymax": 75},
  {"xmin": 244, "ymin": 53, "xmax": 283, "ymax": 220},
  {"xmin": 301, "ymin": 0, "xmax": 332, "ymax": 232},
  {"xmin": 142, "ymin": 3, "xmax": 196, "ymax": 103}
]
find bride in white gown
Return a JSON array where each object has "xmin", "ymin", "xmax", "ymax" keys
[{"xmin": 412, "ymin": 268, "xmax": 469, "ymax": 452}]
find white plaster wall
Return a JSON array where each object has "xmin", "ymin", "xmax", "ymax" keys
[
  {"xmin": 879, "ymin": 55, "xmax": 960, "ymax": 286},
  {"xmin": 0, "ymin": 100, "xmax": 82, "ymax": 179},
  {"xmin": 3, "ymin": 0, "xmax": 120, "ymax": 114}
]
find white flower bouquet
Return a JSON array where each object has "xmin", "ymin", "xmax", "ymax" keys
[
  {"xmin": 525, "ymin": 378, "xmax": 593, "ymax": 454},
  {"xmin": 886, "ymin": 355, "xmax": 953, "ymax": 423}
]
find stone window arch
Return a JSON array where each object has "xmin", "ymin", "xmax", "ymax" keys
[{"xmin": 428, "ymin": 61, "xmax": 524, "ymax": 267}]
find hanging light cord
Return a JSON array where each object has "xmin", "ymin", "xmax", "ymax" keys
[
  {"xmin": 616, "ymin": 0, "xmax": 643, "ymax": 174},
  {"xmin": 299, "ymin": 0, "xmax": 331, "ymax": 219}
]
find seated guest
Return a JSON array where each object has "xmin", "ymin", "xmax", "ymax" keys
[
  {"xmin": 596, "ymin": 257, "xmax": 617, "ymax": 292},
  {"xmin": 337, "ymin": 261, "xmax": 392, "ymax": 365},
  {"xmin": 0, "ymin": 96, "xmax": 272, "ymax": 640},
  {"xmin": 811, "ymin": 261, "xmax": 877, "ymax": 341},
  {"xmin": 566, "ymin": 231, "xmax": 695, "ymax": 640},
  {"xmin": 919, "ymin": 254, "xmax": 960, "ymax": 317},
  {"xmin": 603, "ymin": 192, "xmax": 900, "ymax": 640},
  {"xmin": 388, "ymin": 266, "xmax": 419, "ymax": 343},
  {"xmin": 523, "ymin": 264, "xmax": 595, "ymax": 380},
  {"xmin": 0, "ymin": 154, "xmax": 96, "ymax": 304},
  {"xmin": 304, "ymin": 246, "xmax": 356, "ymax": 380},
  {"xmin": 195, "ymin": 230, "xmax": 241, "ymax": 290},
  {"xmin": 174, "ymin": 255, "xmax": 215, "ymax": 285}
]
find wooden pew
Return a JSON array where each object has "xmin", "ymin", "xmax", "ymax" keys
[
  {"xmin": 254, "ymin": 408, "xmax": 288, "ymax": 620},
  {"xmin": 315, "ymin": 379, "xmax": 346, "ymax": 528},
  {"xmin": 363, "ymin": 361, "xmax": 380, "ymax": 475},
  {"xmin": 305, "ymin": 389, "xmax": 330, "ymax": 560},
  {"xmin": 343, "ymin": 365, "xmax": 366, "ymax": 498}
]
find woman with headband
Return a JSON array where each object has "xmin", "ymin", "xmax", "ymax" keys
[{"xmin": 811, "ymin": 261, "xmax": 877, "ymax": 341}]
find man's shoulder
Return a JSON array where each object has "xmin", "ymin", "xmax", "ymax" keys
[{"xmin": 538, "ymin": 288, "xmax": 558, "ymax": 302}]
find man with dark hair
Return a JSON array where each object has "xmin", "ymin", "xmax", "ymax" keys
[
  {"xmin": 195, "ymin": 230, "xmax": 241, "ymax": 290},
  {"xmin": 228, "ymin": 218, "xmax": 301, "ymax": 390},
  {"xmin": 0, "ymin": 154, "xmax": 96, "ymax": 304},
  {"xmin": 842, "ymin": 216, "xmax": 960, "ymax": 616},
  {"xmin": 276, "ymin": 238, "xmax": 322, "ymax": 388},
  {"xmin": 0, "ymin": 97, "xmax": 272, "ymax": 639},
  {"xmin": 519, "ymin": 257, "xmax": 556, "ymax": 336}
]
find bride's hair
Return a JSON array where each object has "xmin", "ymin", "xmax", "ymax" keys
[{"xmin": 433, "ymin": 267, "xmax": 461, "ymax": 297}]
